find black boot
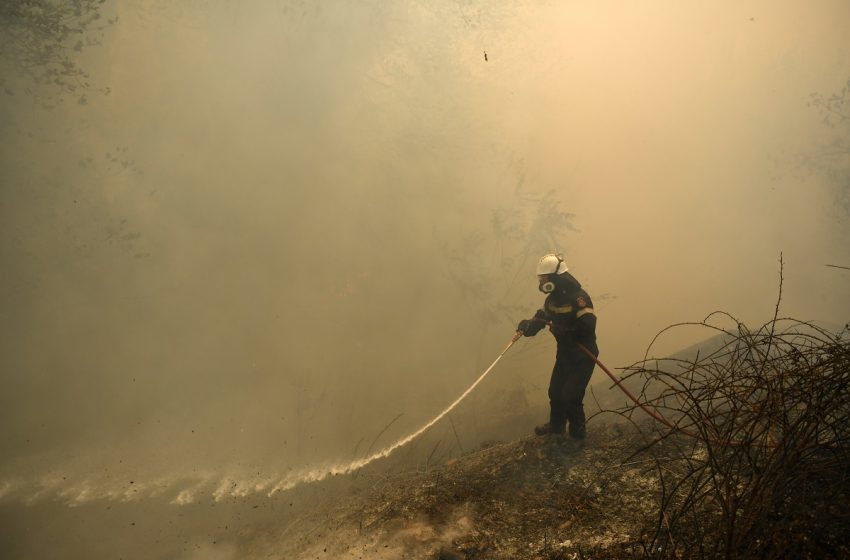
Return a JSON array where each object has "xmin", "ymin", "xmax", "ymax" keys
[
  {"xmin": 535, "ymin": 408, "xmax": 567, "ymax": 435},
  {"xmin": 569, "ymin": 424, "xmax": 586, "ymax": 440},
  {"xmin": 566, "ymin": 403, "xmax": 586, "ymax": 440},
  {"xmin": 534, "ymin": 422, "xmax": 566, "ymax": 436}
]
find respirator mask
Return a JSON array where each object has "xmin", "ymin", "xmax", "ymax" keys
[{"xmin": 538, "ymin": 275, "xmax": 556, "ymax": 294}]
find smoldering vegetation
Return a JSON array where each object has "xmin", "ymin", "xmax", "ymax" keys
[{"xmin": 1, "ymin": 1, "xmax": 850, "ymax": 559}]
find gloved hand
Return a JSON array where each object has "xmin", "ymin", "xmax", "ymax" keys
[{"xmin": 516, "ymin": 319, "xmax": 532, "ymax": 335}]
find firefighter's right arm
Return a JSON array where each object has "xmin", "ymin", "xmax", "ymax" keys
[{"xmin": 517, "ymin": 309, "xmax": 548, "ymax": 336}]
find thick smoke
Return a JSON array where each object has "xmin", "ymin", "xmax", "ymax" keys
[{"xmin": 1, "ymin": 1, "xmax": 848, "ymax": 557}]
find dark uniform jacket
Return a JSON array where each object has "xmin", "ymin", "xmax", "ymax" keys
[{"xmin": 525, "ymin": 287, "xmax": 598, "ymax": 361}]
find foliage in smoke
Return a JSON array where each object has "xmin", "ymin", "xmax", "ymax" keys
[
  {"xmin": 438, "ymin": 178, "xmax": 578, "ymax": 330},
  {"xmin": 0, "ymin": 0, "xmax": 113, "ymax": 106},
  {"xmin": 807, "ymin": 76, "xmax": 850, "ymax": 220},
  {"xmin": 809, "ymin": 77, "xmax": 850, "ymax": 128}
]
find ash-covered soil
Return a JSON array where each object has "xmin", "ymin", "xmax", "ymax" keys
[{"xmin": 270, "ymin": 423, "xmax": 662, "ymax": 560}]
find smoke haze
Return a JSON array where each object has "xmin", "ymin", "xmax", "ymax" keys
[{"xmin": 1, "ymin": 1, "xmax": 848, "ymax": 557}]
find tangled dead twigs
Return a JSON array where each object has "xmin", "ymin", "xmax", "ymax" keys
[{"xmin": 608, "ymin": 312, "xmax": 850, "ymax": 559}]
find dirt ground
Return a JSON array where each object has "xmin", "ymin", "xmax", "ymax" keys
[{"xmin": 265, "ymin": 422, "xmax": 665, "ymax": 560}]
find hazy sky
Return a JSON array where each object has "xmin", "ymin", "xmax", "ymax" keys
[{"xmin": 1, "ymin": 0, "xmax": 849, "ymax": 509}]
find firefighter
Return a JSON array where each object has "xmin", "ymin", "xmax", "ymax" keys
[{"xmin": 516, "ymin": 254, "xmax": 599, "ymax": 440}]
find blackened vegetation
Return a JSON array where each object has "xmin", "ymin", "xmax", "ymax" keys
[
  {"xmin": 280, "ymin": 431, "xmax": 663, "ymax": 560},
  {"xmin": 610, "ymin": 314, "xmax": 850, "ymax": 559}
]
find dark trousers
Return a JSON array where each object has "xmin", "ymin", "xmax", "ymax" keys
[{"xmin": 548, "ymin": 351, "xmax": 596, "ymax": 438}]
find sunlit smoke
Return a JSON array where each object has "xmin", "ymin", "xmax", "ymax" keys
[{"xmin": 0, "ymin": 335, "xmax": 519, "ymax": 506}]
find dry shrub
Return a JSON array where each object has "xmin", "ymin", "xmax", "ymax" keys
[{"xmin": 612, "ymin": 312, "xmax": 850, "ymax": 559}]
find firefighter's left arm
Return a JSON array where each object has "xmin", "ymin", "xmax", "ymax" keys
[{"xmin": 574, "ymin": 306, "xmax": 596, "ymax": 339}]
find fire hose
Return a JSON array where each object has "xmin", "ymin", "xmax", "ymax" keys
[
  {"xmin": 574, "ymin": 339, "xmax": 699, "ymax": 439},
  {"xmin": 522, "ymin": 319, "xmax": 782, "ymax": 446},
  {"xmin": 522, "ymin": 318, "xmax": 700, "ymax": 439}
]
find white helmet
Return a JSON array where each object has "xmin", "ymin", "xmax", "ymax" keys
[
  {"xmin": 536, "ymin": 254, "xmax": 568, "ymax": 293},
  {"xmin": 536, "ymin": 253, "xmax": 568, "ymax": 276}
]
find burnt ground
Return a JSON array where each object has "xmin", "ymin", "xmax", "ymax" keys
[
  {"xmin": 5, "ymin": 415, "xmax": 844, "ymax": 559},
  {"xmin": 263, "ymin": 422, "xmax": 665, "ymax": 560}
]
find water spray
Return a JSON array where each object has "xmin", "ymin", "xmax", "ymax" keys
[
  {"xmin": 0, "ymin": 332, "xmax": 526, "ymax": 505},
  {"xmin": 266, "ymin": 331, "xmax": 524, "ymax": 495}
]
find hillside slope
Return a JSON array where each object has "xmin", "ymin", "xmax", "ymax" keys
[{"xmin": 268, "ymin": 423, "xmax": 659, "ymax": 560}]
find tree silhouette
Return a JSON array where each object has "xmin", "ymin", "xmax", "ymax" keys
[{"xmin": 438, "ymin": 180, "xmax": 579, "ymax": 332}]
